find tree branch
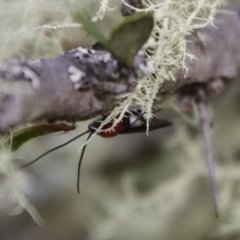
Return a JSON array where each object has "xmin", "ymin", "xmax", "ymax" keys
[
  {"xmin": 1, "ymin": 5, "xmax": 240, "ymax": 132},
  {"xmin": 0, "ymin": 47, "xmax": 147, "ymax": 132}
]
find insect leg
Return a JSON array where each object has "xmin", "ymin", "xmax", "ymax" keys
[{"xmin": 22, "ymin": 130, "xmax": 90, "ymax": 167}]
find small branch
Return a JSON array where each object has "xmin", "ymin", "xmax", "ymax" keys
[
  {"xmin": 0, "ymin": 47, "xmax": 147, "ymax": 132},
  {"xmin": 195, "ymin": 88, "xmax": 219, "ymax": 218}
]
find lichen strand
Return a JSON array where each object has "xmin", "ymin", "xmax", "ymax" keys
[
  {"xmin": 96, "ymin": 0, "xmax": 221, "ymax": 134},
  {"xmin": 91, "ymin": 0, "xmax": 116, "ymax": 22},
  {"xmin": 0, "ymin": 149, "xmax": 42, "ymax": 225}
]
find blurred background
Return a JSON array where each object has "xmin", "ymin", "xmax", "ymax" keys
[{"xmin": 1, "ymin": 0, "xmax": 240, "ymax": 239}]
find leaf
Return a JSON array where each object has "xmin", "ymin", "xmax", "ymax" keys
[
  {"xmin": 7, "ymin": 123, "xmax": 75, "ymax": 151},
  {"xmin": 72, "ymin": 10, "xmax": 110, "ymax": 50},
  {"xmin": 110, "ymin": 13, "xmax": 154, "ymax": 66}
]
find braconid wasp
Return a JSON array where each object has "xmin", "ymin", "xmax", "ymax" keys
[{"xmin": 23, "ymin": 108, "xmax": 172, "ymax": 193}]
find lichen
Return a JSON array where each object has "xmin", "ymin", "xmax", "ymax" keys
[
  {"xmin": 0, "ymin": 139, "xmax": 42, "ymax": 225},
  {"xmin": 91, "ymin": 0, "xmax": 116, "ymax": 22},
  {"xmin": 96, "ymin": 0, "xmax": 221, "ymax": 135}
]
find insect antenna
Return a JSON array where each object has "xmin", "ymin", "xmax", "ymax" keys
[
  {"xmin": 22, "ymin": 130, "xmax": 90, "ymax": 167},
  {"xmin": 77, "ymin": 131, "xmax": 94, "ymax": 193}
]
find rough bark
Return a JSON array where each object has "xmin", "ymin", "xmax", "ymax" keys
[
  {"xmin": 0, "ymin": 47, "xmax": 147, "ymax": 132},
  {"xmin": 160, "ymin": 10, "xmax": 240, "ymax": 94}
]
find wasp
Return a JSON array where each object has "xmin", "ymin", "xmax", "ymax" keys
[{"xmin": 23, "ymin": 108, "xmax": 172, "ymax": 192}]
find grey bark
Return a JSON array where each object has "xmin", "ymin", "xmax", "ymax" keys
[{"xmin": 0, "ymin": 47, "xmax": 147, "ymax": 132}]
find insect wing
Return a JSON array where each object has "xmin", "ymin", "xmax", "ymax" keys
[
  {"xmin": 147, "ymin": 118, "xmax": 173, "ymax": 131},
  {"xmin": 119, "ymin": 118, "xmax": 172, "ymax": 134}
]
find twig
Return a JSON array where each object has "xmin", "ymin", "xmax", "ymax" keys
[{"xmin": 195, "ymin": 88, "xmax": 219, "ymax": 218}]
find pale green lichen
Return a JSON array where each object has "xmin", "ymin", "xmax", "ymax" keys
[
  {"xmin": 91, "ymin": 0, "xmax": 116, "ymax": 22},
  {"xmin": 0, "ymin": 139, "xmax": 43, "ymax": 225},
  {"xmin": 95, "ymin": 0, "xmax": 221, "ymax": 135},
  {"xmin": 35, "ymin": 23, "xmax": 82, "ymax": 30}
]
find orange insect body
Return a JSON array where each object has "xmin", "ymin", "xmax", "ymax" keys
[{"xmin": 99, "ymin": 120, "xmax": 124, "ymax": 138}]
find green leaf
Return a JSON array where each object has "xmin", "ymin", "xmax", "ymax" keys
[
  {"xmin": 110, "ymin": 13, "xmax": 154, "ymax": 66},
  {"xmin": 6, "ymin": 123, "xmax": 75, "ymax": 151},
  {"xmin": 72, "ymin": 10, "xmax": 110, "ymax": 50},
  {"xmin": 72, "ymin": 10, "xmax": 153, "ymax": 66}
]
